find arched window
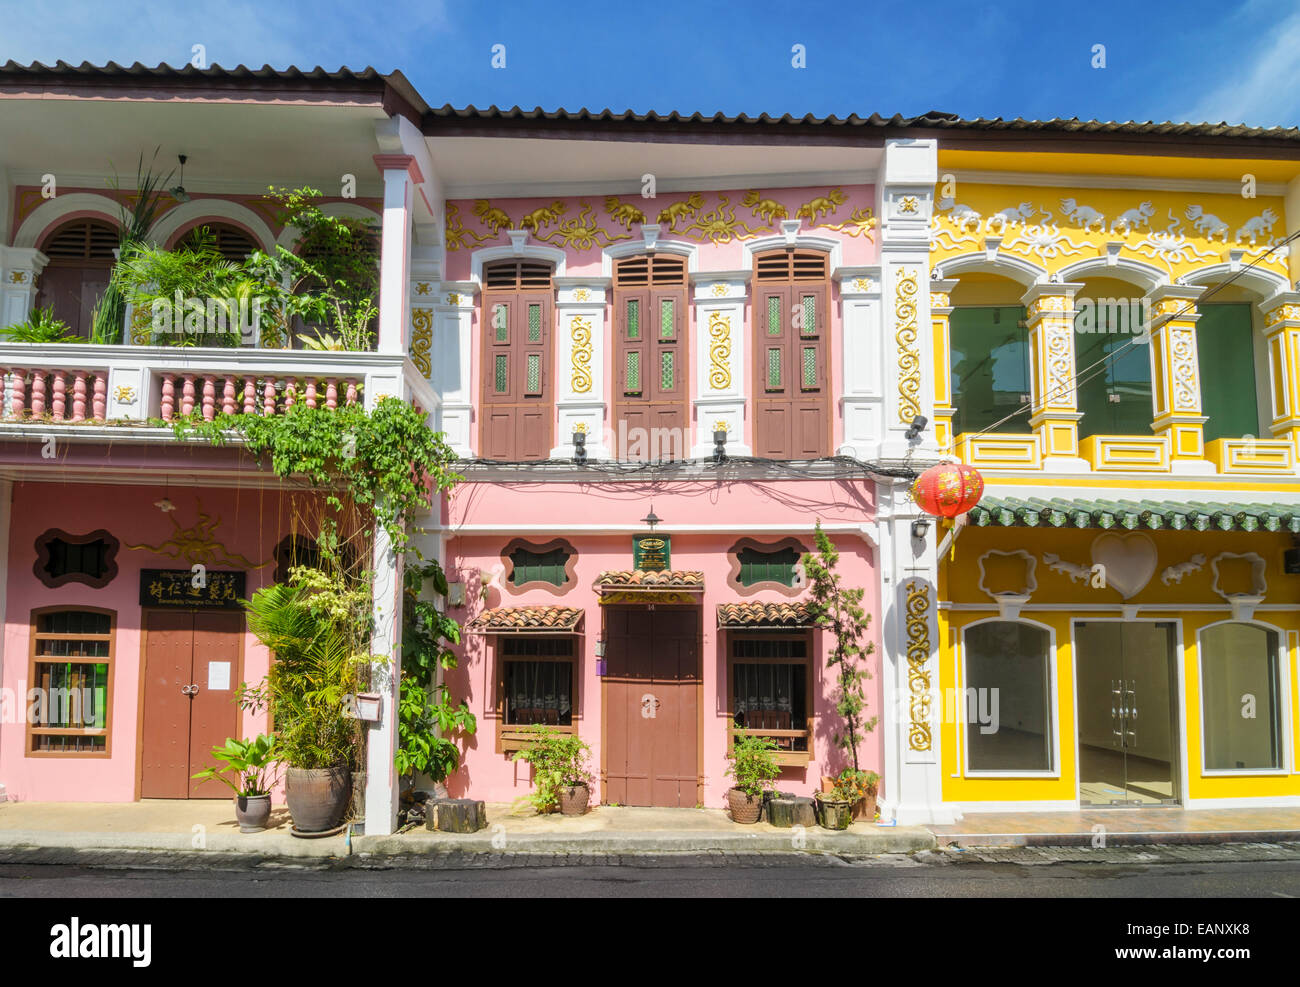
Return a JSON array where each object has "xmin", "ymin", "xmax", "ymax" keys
[
  {"xmin": 613, "ymin": 254, "xmax": 688, "ymax": 460},
  {"xmin": 480, "ymin": 259, "xmax": 555, "ymax": 460},
  {"xmin": 1199, "ymin": 622, "xmax": 1283, "ymax": 771},
  {"xmin": 36, "ymin": 218, "xmax": 119, "ymax": 338},
  {"xmin": 963, "ymin": 620, "xmax": 1053, "ymax": 772},
  {"xmin": 177, "ymin": 222, "xmax": 259, "ymax": 261},
  {"xmin": 752, "ymin": 248, "xmax": 831, "ymax": 458}
]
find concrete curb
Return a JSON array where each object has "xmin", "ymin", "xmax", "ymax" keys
[{"xmin": 937, "ymin": 829, "xmax": 1300, "ymax": 848}]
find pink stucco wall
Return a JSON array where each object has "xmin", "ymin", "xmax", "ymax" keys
[
  {"xmin": 442, "ymin": 477, "xmax": 881, "ymax": 807},
  {"xmin": 0, "ymin": 481, "xmax": 295, "ymax": 802}
]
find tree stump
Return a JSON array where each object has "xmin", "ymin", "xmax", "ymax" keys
[
  {"xmin": 767, "ymin": 796, "xmax": 816, "ymax": 828},
  {"xmin": 429, "ymin": 798, "xmax": 487, "ymax": 833}
]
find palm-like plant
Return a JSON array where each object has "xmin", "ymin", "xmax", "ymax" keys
[{"xmin": 1, "ymin": 306, "xmax": 78, "ymax": 343}]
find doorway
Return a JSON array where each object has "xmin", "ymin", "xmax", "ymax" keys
[
  {"xmin": 1075, "ymin": 621, "xmax": 1180, "ymax": 806},
  {"xmin": 602, "ymin": 606, "xmax": 701, "ymax": 807},
  {"xmin": 141, "ymin": 610, "xmax": 243, "ymax": 798}
]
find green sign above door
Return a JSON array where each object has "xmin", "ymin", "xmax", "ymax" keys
[{"xmin": 632, "ymin": 533, "xmax": 670, "ymax": 571}]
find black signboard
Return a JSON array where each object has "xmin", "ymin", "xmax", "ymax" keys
[{"xmin": 140, "ymin": 569, "xmax": 246, "ymax": 609}]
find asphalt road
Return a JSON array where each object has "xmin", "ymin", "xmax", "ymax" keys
[{"xmin": 2, "ymin": 848, "xmax": 1300, "ymax": 897}]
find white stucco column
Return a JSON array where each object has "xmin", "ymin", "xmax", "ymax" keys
[
  {"xmin": 876, "ymin": 477, "xmax": 954, "ymax": 825},
  {"xmin": 373, "ymin": 154, "xmax": 422, "ymax": 357},
  {"xmin": 0, "ymin": 247, "xmax": 48, "ymax": 329},
  {"xmin": 364, "ymin": 518, "xmax": 404, "ymax": 835},
  {"xmin": 690, "ymin": 272, "xmax": 751, "ymax": 457},
  {"xmin": 876, "ymin": 139, "xmax": 940, "ymax": 460},
  {"xmin": 552, "ymin": 280, "xmax": 611, "ymax": 459},
  {"xmin": 433, "ymin": 281, "xmax": 476, "ymax": 457},
  {"xmin": 836, "ymin": 268, "xmax": 883, "ymax": 459}
]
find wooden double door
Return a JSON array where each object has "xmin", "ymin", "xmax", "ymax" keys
[
  {"xmin": 141, "ymin": 610, "xmax": 242, "ymax": 798},
  {"xmin": 603, "ymin": 606, "xmax": 700, "ymax": 807}
]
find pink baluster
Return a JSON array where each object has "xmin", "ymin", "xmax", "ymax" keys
[
  {"xmin": 284, "ymin": 379, "xmax": 296, "ymax": 409},
  {"xmin": 91, "ymin": 373, "xmax": 106, "ymax": 420},
  {"xmin": 71, "ymin": 372, "xmax": 87, "ymax": 422},
  {"xmin": 10, "ymin": 371, "xmax": 25, "ymax": 419},
  {"xmin": 242, "ymin": 377, "xmax": 256, "ymax": 415},
  {"xmin": 51, "ymin": 371, "xmax": 66, "ymax": 422},
  {"xmin": 304, "ymin": 378, "xmax": 317, "ymax": 409},
  {"xmin": 345, "ymin": 379, "xmax": 358, "ymax": 406},
  {"xmin": 201, "ymin": 376, "xmax": 216, "ymax": 421},
  {"xmin": 325, "ymin": 378, "xmax": 338, "ymax": 410},
  {"xmin": 263, "ymin": 380, "xmax": 276, "ymax": 416},
  {"xmin": 181, "ymin": 375, "xmax": 196, "ymax": 417},
  {"xmin": 30, "ymin": 373, "xmax": 45, "ymax": 418},
  {"xmin": 160, "ymin": 374, "xmax": 175, "ymax": 421},
  {"xmin": 222, "ymin": 376, "xmax": 237, "ymax": 416}
]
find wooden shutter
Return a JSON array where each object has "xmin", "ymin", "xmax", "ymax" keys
[
  {"xmin": 480, "ymin": 261, "xmax": 555, "ymax": 460},
  {"xmin": 613, "ymin": 255, "xmax": 688, "ymax": 459}
]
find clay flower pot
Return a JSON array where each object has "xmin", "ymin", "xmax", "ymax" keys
[
  {"xmin": 285, "ymin": 766, "xmax": 351, "ymax": 833},
  {"xmin": 558, "ymin": 783, "xmax": 590, "ymax": 816},
  {"xmin": 235, "ymin": 793, "xmax": 271, "ymax": 833},
  {"xmin": 727, "ymin": 787, "xmax": 763, "ymax": 824}
]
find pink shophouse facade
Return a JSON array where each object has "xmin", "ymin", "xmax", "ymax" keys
[{"xmin": 0, "ymin": 63, "xmax": 949, "ymax": 831}]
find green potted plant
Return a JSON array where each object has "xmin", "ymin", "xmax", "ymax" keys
[
  {"xmin": 725, "ymin": 734, "xmax": 780, "ymax": 824},
  {"xmin": 512, "ymin": 727, "xmax": 594, "ymax": 816},
  {"xmin": 191, "ymin": 734, "xmax": 279, "ymax": 833},
  {"xmin": 815, "ymin": 774, "xmax": 857, "ymax": 831}
]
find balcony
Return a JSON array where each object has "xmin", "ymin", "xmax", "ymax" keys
[{"xmin": 0, "ymin": 344, "xmax": 436, "ymax": 428}]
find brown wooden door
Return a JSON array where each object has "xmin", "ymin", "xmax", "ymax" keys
[
  {"xmin": 604, "ymin": 606, "xmax": 700, "ymax": 807},
  {"xmin": 613, "ymin": 256, "xmax": 689, "ymax": 459},
  {"xmin": 753, "ymin": 251, "xmax": 831, "ymax": 458},
  {"xmin": 36, "ymin": 219, "xmax": 118, "ymax": 339},
  {"xmin": 480, "ymin": 283, "xmax": 554, "ymax": 461},
  {"xmin": 141, "ymin": 610, "xmax": 241, "ymax": 798}
]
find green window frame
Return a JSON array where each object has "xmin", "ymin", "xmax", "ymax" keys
[
  {"xmin": 737, "ymin": 546, "xmax": 800, "ymax": 587},
  {"xmin": 508, "ymin": 546, "xmax": 572, "ymax": 587}
]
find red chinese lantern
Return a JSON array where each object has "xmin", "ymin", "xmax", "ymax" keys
[{"xmin": 912, "ymin": 462, "xmax": 984, "ymax": 520}]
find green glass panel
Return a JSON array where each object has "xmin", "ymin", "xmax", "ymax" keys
[
  {"xmin": 802, "ymin": 346, "xmax": 817, "ymax": 388},
  {"xmin": 737, "ymin": 547, "xmax": 799, "ymax": 587},
  {"xmin": 661, "ymin": 351, "xmax": 674, "ymax": 390},
  {"xmin": 949, "ymin": 306, "xmax": 1031, "ymax": 436},
  {"xmin": 527, "ymin": 303, "xmax": 541, "ymax": 343},
  {"xmin": 1197, "ymin": 304, "xmax": 1259, "ymax": 443},
  {"xmin": 526, "ymin": 353, "xmax": 540, "ymax": 393},
  {"xmin": 494, "ymin": 354, "xmax": 508, "ymax": 393},
  {"xmin": 627, "ymin": 298, "xmax": 640, "ymax": 339},
  {"xmin": 801, "ymin": 295, "xmax": 816, "ymax": 335},
  {"xmin": 767, "ymin": 296, "xmax": 782, "ymax": 335},
  {"xmin": 493, "ymin": 303, "xmax": 508, "ymax": 342},
  {"xmin": 626, "ymin": 351, "xmax": 641, "ymax": 393},
  {"xmin": 767, "ymin": 347, "xmax": 782, "ymax": 389},
  {"xmin": 1075, "ymin": 302, "xmax": 1153, "ymax": 439},
  {"xmin": 660, "ymin": 298, "xmax": 674, "ymax": 338}
]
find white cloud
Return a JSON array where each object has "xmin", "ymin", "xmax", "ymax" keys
[{"xmin": 1174, "ymin": 10, "xmax": 1300, "ymax": 127}]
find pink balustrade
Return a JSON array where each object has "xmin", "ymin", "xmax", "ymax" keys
[{"xmin": 1, "ymin": 369, "xmax": 109, "ymax": 423}]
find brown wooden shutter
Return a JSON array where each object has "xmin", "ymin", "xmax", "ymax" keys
[
  {"xmin": 480, "ymin": 261, "xmax": 555, "ymax": 460},
  {"xmin": 613, "ymin": 255, "xmax": 688, "ymax": 460}
]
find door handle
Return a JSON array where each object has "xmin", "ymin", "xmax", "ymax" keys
[{"xmin": 181, "ymin": 684, "xmax": 199, "ymax": 696}]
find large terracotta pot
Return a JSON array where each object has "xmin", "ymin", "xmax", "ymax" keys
[
  {"xmin": 234, "ymin": 794, "xmax": 271, "ymax": 833},
  {"xmin": 727, "ymin": 788, "xmax": 763, "ymax": 824},
  {"xmin": 853, "ymin": 791, "xmax": 878, "ymax": 821},
  {"xmin": 558, "ymin": 784, "xmax": 590, "ymax": 816},
  {"xmin": 285, "ymin": 766, "xmax": 351, "ymax": 833}
]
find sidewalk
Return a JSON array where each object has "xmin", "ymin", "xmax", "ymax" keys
[
  {"xmin": 0, "ymin": 799, "xmax": 934, "ymax": 859},
  {"xmin": 931, "ymin": 806, "xmax": 1300, "ymax": 847}
]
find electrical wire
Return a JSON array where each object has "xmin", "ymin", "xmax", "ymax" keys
[{"xmin": 457, "ymin": 452, "xmax": 920, "ymax": 481}]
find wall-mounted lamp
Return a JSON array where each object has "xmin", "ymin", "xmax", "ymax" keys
[
  {"xmin": 911, "ymin": 517, "xmax": 931, "ymax": 539},
  {"xmin": 713, "ymin": 428, "xmax": 728, "ymax": 463},
  {"xmin": 572, "ymin": 430, "xmax": 587, "ymax": 465},
  {"xmin": 904, "ymin": 414, "xmax": 928, "ymax": 442}
]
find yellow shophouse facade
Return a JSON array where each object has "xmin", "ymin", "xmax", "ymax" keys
[{"xmin": 923, "ymin": 137, "xmax": 1300, "ymax": 814}]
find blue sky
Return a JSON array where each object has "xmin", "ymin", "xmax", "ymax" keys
[{"xmin": 2, "ymin": 0, "xmax": 1297, "ymax": 127}]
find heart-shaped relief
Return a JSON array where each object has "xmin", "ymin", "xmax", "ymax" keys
[{"xmin": 1090, "ymin": 532, "xmax": 1157, "ymax": 600}]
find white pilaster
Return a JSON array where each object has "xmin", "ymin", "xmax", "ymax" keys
[
  {"xmin": 434, "ymin": 282, "xmax": 476, "ymax": 457},
  {"xmin": 552, "ymin": 280, "xmax": 611, "ymax": 459},
  {"xmin": 364, "ymin": 517, "xmax": 404, "ymax": 835},
  {"xmin": 0, "ymin": 247, "xmax": 48, "ymax": 329},
  {"xmin": 373, "ymin": 155, "xmax": 422, "ymax": 357},
  {"xmin": 835, "ymin": 267, "xmax": 883, "ymax": 459},
  {"xmin": 690, "ymin": 273, "xmax": 751, "ymax": 457}
]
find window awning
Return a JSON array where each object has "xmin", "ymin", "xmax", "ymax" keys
[
  {"xmin": 717, "ymin": 602, "xmax": 814, "ymax": 629},
  {"xmin": 968, "ymin": 497, "xmax": 1300, "ymax": 533},
  {"xmin": 466, "ymin": 606, "xmax": 584, "ymax": 635}
]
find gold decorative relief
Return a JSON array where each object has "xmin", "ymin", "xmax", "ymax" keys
[
  {"xmin": 711, "ymin": 283, "xmax": 728, "ymax": 297},
  {"xmin": 713, "ymin": 420, "xmax": 729, "ymax": 433},
  {"xmin": 410, "ymin": 308, "xmax": 433, "ymax": 378},
  {"xmin": 657, "ymin": 193, "xmax": 705, "ymax": 230},
  {"xmin": 446, "ymin": 293, "xmax": 460, "ymax": 306},
  {"xmin": 130, "ymin": 305, "xmax": 151, "ymax": 345},
  {"xmin": 822, "ymin": 205, "xmax": 877, "ymax": 239},
  {"xmin": 573, "ymin": 422, "xmax": 589, "ymax": 434},
  {"xmin": 854, "ymin": 277, "xmax": 873, "ymax": 292},
  {"xmin": 1266, "ymin": 304, "xmax": 1300, "ymax": 327},
  {"xmin": 742, "ymin": 190, "xmax": 787, "ymax": 224},
  {"xmin": 113, "ymin": 385, "xmax": 136, "ymax": 405},
  {"xmin": 895, "ymin": 269, "xmax": 922, "ymax": 424},
  {"xmin": 604, "ymin": 196, "xmax": 647, "ymax": 229},
  {"xmin": 10, "ymin": 271, "xmax": 27, "ymax": 283},
  {"xmin": 520, "ymin": 201, "xmax": 568, "ymax": 233},
  {"xmin": 445, "ymin": 202, "xmax": 493, "ymax": 252},
  {"xmin": 679, "ymin": 195, "xmax": 766, "ymax": 244},
  {"xmin": 574, "ymin": 288, "xmax": 590, "ymax": 302},
  {"xmin": 905, "ymin": 580, "xmax": 932, "ymax": 753},
  {"xmin": 795, "ymin": 188, "xmax": 847, "ymax": 220},
  {"xmin": 126, "ymin": 504, "xmax": 270, "ymax": 569},
  {"xmin": 570, "ymin": 316, "xmax": 593, "ymax": 393},
  {"xmin": 898, "ymin": 195, "xmax": 919, "ymax": 214},
  {"xmin": 708, "ymin": 311, "xmax": 732, "ymax": 390},
  {"xmin": 415, "ymin": 282, "xmax": 431, "ymax": 295},
  {"xmin": 536, "ymin": 203, "xmax": 631, "ymax": 249},
  {"xmin": 473, "ymin": 199, "xmax": 514, "ymax": 235}
]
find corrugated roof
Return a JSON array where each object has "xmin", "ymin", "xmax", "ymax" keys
[
  {"xmin": 717, "ymin": 602, "xmax": 814, "ymax": 628},
  {"xmin": 968, "ymin": 497, "xmax": 1300, "ymax": 532},
  {"xmin": 466, "ymin": 605, "xmax": 584, "ymax": 633}
]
